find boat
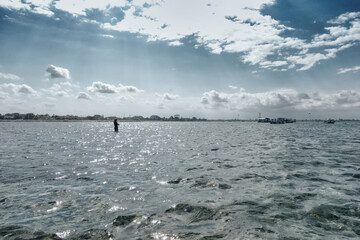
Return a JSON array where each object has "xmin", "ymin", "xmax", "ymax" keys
[
  {"xmin": 258, "ymin": 117, "xmax": 271, "ymax": 123},
  {"xmin": 324, "ymin": 119, "xmax": 335, "ymax": 124},
  {"xmin": 284, "ymin": 118, "xmax": 296, "ymax": 123},
  {"xmin": 257, "ymin": 113, "xmax": 296, "ymax": 124},
  {"xmin": 270, "ymin": 118, "xmax": 285, "ymax": 124},
  {"xmin": 257, "ymin": 113, "xmax": 271, "ymax": 123}
]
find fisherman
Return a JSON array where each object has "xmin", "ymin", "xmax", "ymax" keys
[{"xmin": 114, "ymin": 119, "xmax": 119, "ymax": 132}]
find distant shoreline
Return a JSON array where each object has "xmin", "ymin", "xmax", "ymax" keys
[{"xmin": 1, "ymin": 119, "xmax": 359, "ymax": 122}]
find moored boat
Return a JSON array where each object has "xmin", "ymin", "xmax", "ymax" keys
[
  {"xmin": 324, "ymin": 119, "xmax": 336, "ymax": 124},
  {"xmin": 258, "ymin": 117, "xmax": 271, "ymax": 123},
  {"xmin": 270, "ymin": 118, "xmax": 285, "ymax": 124}
]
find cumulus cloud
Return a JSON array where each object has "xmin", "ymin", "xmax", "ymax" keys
[
  {"xmin": 87, "ymin": 81, "xmax": 117, "ymax": 94},
  {"xmin": 42, "ymin": 84, "xmax": 68, "ymax": 97},
  {"xmin": 77, "ymin": 92, "xmax": 91, "ymax": 100},
  {"xmin": 163, "ymin": 93, "xmax": 178, "ymax": 100},
  {"xmin": 200, "ymin": 97, "xmax": 210, "ymax": 105},
  {"xmin": 201, "ymin": 90, "xmax": 229, "ymax": 108},
  {"xmin": 338, "ymin": 65, "xmax": 360, "ymax": 74},
  {"xmin": 41, "ymin": 82, "xmax": 79, "ymax": 97},
  {"xmin": 0, "ymin": 72, "xmax": 21, "ymax": 81},
  {"xmin": 200, "ymin": 88, "xmax": 360, "ymax": 110},
  {"xmin": 18, "ymin": 85, "xmax": 35, "ymax": 94},
  {"xmin": 87, "ymin": 81, "xmax": 143, "ymax": 94},
  {"xmin": 118, "ymin": 83, "xmax": 144, "ymax": 93},
  {"xmin": 229, "ymin": 85, "xmax": 238, "ymax": 90},
  {"xmin": 0, "ymin": 83, "xmax": 37, "ymax": 95},
  {"xmin": 46, "ymin": 65, "xmax": 71, "ymax": 80},
  {"xmin": 334, "ymin": 90, "xmax": 360, "ymax": 106}
]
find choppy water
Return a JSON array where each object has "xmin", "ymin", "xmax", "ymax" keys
[{"xmin": 0, "ymin": 121, "xmax": 360, "ymax": 239}]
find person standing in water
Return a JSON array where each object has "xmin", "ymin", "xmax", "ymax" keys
[{"xmin": 114, "ymin": 119, "xmax": 119, "ymax": 132}]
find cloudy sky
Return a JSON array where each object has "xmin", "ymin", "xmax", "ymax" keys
[{"xmin": 0, "ymin": 0, "xmax": 359, "ymax": 119}]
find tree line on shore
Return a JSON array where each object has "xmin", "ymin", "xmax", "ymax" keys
[{"xmin": 0, "ymin": 113, "xmax": 207, "ymax": 121}]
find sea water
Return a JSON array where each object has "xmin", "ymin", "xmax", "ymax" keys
[{"xmin": 0, "ymin": 121, "xmax": 359, "ymax": 239}]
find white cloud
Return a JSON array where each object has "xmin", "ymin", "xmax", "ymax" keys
[
  {"xmin": 40, "ymin": 82, "xmax": 80, "ymax": 97},
  {"xmin": 0, "ymin": 83, "xmax": 37, "ymax": 95},
  {"xmin": 229, "ymin": 85, "xmax": 238, "ymax": 90},
  {"xmin": 334, "ymin": 90, "xmax": 360, "ymax": 106},
  {"xmin": 309, "ymin": 20, "xmax": 360, "ymax": 49},
  {"xmin": 287, "ymin": 44, "xmax": 353, "ymax": 71},
  {"xmin": 0, "ymin": 0, "xmax": 26, "ymax": 10},
  {"xmin": 87, "ymin": 81, "xmax": 118, "ymax": 94},
  {"xmin": 2, "ymin": 1, "xmax": 360, "ymax": 71},
  {"xmin": 58, "ymin": 81, "xmax": 80, "ymax": 88},
  {"xmin": 53, "ymin": 0, "xmax": 128, "ymax": 15},
  {"xmin": 200, "ymin": 88, "xmax": 360, "ymax": 111},
  {"xmin": 338, "ymin": 65, "xmax": 360, "ymax": 74},
  {"xmin": 201, "ymin": 90, "xmax": 229, "ymax": 108},
  {"xmin": 287, "ymin": 53, "xmax": 330, "ymax": 71},
  {"xmin": 118, "ymin": 83, "xmax": 144, "ymax": 93},
  {"xmin": 87, "ymin": 81, "xmax": 143, "ymax": 94},
  {"xmin": 101, "ymin": 34, "xmax": 115, "ymax": 39},
  {"xmin": 0, "ymin": 72, "xmax": 21, "ymax": 81},
  {"xmin": 163, "ymin": 93, "xmax": 178, "ymax": 100},
  {"xmin": 77, "ymin": 92, "xmax": 91, "ymax": 100},
  {"xmin": 168, "ymin": 40, "xmax": 183, "ymax": 46},
  {"xmin": 46, "ymin": 65, "xmax": 71, "ymax": 80},
  {"xmin": 328, "ymin": 12, "xmax": 360, "ymax": 24},
  {"xmin": 18, "ymin": 85, "xmax": 34, "ymax": 94},
  {"xmin": 0, "ymin": 0, "xmax": 54, "ymax": 16},
  {"xmin": 41, "ymin": 84, "xmax": 67, "ymax": 97},
  {"xmin": 259, "ymin": 60, "xmax": 288, "ymax": 69},
  {"xmin": 103, "ymin": 0, "xmax": 289, "ymax": 61},
  {"xmin": 101, "ymin": 4, "xmax": 360, "ymax": 71}
]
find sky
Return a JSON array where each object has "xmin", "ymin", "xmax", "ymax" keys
[{"xmin": 0, "ymin": 0, "xmax": 359, "ymax": 119}]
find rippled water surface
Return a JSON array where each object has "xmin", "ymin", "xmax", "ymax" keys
[{"xmin": 1, "ymin": 121, "xmax": 360, "ymax": 239}]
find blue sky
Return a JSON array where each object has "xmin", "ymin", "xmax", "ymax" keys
[{"xmin": 0, "ymin": 0, "xmax": 359, "ymax": 119}]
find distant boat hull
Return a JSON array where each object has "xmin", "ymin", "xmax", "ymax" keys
[
  {"xmin": 258, "ymin": 118, "xmax": 271, "ymax": 123},
  {"xmin": 270, "ymin": 118, "xmax": 285, "ymax": 124},
  {"xmin": 258, "ymin": 117, "xmax": 296, "ymax": 124},
  {"xmin": 324, "ymin": 119, "xmax": 336, "ymax": 124}
]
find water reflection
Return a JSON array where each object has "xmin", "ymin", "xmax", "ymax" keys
[{"xmin": 0, "ymin": 121, "xmax": 359, "ymax": 239}]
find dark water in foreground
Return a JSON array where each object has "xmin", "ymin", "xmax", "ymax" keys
[{"xmin": 0, "ymin": 121, "xmax": 359, "ymax": 239}]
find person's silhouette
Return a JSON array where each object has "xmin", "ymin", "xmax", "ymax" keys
[{"xmin": 114, "ymin": 119, "xmax": 119, "ymax": 132}]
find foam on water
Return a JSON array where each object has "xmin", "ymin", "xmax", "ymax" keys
[{"xmin": 0, "ymin": 121, "xmax": 359, "ymax": 239}]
